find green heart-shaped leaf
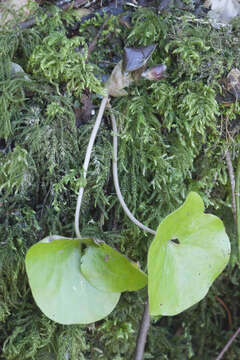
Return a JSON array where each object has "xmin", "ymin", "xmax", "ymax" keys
[
  {"xmin": 81, "ymin": 241, "xmax": 148, "ymax": 292},
  {"xmin": 148, "ymin": 192, "xmax": 231, "ymax": 316},
  {"xmin": 25, "ymin": 238, "xmax": 120, "ymax": 324}
]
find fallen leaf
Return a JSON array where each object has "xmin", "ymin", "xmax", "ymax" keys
[{"xmin": 105, "ymin": 60, "xmax": 132, "ymax": 97}]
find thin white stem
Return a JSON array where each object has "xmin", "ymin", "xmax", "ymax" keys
[
  {"xmin": 74, "ymin": 96, "xmax": 109, "ymax": 238},
  {"xmin": 110, "ymin": 109, "xmax": 156, "ymax": 235}
]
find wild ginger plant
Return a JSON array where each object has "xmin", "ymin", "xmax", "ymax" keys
[{"xmin": 25, "ymin": 45, "xmax": 230, "ymax": 359}]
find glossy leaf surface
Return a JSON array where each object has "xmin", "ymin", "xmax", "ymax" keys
[
  {"xmin": 25, "ymin": 239, "xmax": 120, "ymax": 324},
  {"xmin": 81, "ymin": 241, "xmax": 148, "ymax": 292},
  {"xmin": 148, "ymin": 192, "xmax": 231, "ymax": 316}
]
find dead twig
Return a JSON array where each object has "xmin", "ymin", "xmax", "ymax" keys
[
  {"xmin": 215, "ymin": 327, "xmax": 240, "ymax": 360},
  {"xmin": 18, "ymin": 0, "xmax": 124, "ymax": 30},
  {"xmin": 87, "ymin": 15, "xmax": 110, "ymax": 61},
  {"xmin": 236, "ymin": 154, "xmax": 240, "ymax": 259},
  {"xmin": 225, "ymin": 149, "xmax": 237, "ymax": 224}
]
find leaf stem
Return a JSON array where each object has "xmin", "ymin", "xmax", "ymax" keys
[
  {"xmin": 109, "ymin": 108, "xmax": 156, "ymax": 235},
  {"xmin": 134, "ymin": 298, "xmax": 150, "ymax": 360},
  {"xmin": 75, "ymin": 96, "xmax": 109, "ymax": 238}
]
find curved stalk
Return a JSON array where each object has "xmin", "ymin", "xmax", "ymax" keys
[
  {"xmin": 75, "ymin": 96, "xmax": 109, "ymax": 238},
  {"xmin": 110, "ymin": 108, "xmax": 156, "ymax": 235}
]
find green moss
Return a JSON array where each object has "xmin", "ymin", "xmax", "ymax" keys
[
  {"xmin": 0, "ymin": 4, "xmax": 240, "ymax": 360},
  {"xmin": 28, "ymin": 31, "xmax": 105, "ymax": 97}
]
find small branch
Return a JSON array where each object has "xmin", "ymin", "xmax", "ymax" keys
[
  {"xmin": 215, "ymin": 327, "xmax": 240, "ymax": 360},
  {"xmin": 109, "ymin": 108, "xmax": 156, "ymax": 235},
  {"xmin": 225, "ymin": 149, "xmax": 237, "ymax": 224},
  {"xmin": 236, "ymin": 154, "xmax": 240, "ymax": 259},
  {"xmin": 87, "ymin": 15, "xmax": 110, "ymax": 61},
  {"xmin": 18, "ymin": 1, "xmax": 124, "ymax": 30},
  {"xmin": 134, "ymin": 299, "xmax": 150, "ymax": 360},
  {"xmin": 74, "ymin": 96, "xmax": 108, "ymax": 238}
]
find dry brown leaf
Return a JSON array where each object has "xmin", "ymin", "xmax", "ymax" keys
[{"xmin": 105, "ymin": 61, "xmax": 132, "ymax": 97}]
